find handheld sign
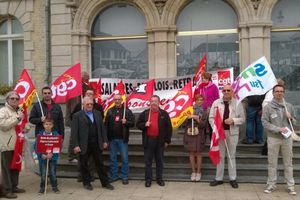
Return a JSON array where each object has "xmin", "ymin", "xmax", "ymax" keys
[{"xmin": 36, "ymin": 135, "xmax": 63, "ymax": 153}]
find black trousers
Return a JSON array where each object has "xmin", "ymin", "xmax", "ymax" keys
[
  {"xmin": 79, "ymin": 143, "xmax": 109, "ymax": 186},
  {"xmin": 144, "ymin": 138, "xmax": 164, "ymax": 182},
  {"xmin": 1, "ymin": 151, "xmax": 19, "ymax": 194}
]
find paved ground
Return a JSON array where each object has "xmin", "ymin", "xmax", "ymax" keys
[{"xmin": 9, "ymin": 172, "xmax": 299, "ymax": 200}]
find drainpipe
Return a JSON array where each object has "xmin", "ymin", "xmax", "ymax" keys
[{"xmin": 45, "ymin": 0, "xmax": 52, "ymax": 84}]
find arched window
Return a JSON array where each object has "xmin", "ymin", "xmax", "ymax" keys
[
  {"xmin": 91, "ymin": 4, "xmax": 148, "ymax": 79},
  {"xmin": 271, "ymin": 0, "xmax": 300, "ymax": 123},
  {"xmin": 0, "ymin": 17, "xmax": 24, "ymax": 85},
  {"xmin": 176, "ymin": 0, "xmax": 238, "ymax": 76}
]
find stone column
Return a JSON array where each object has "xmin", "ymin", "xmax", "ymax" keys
[
  {"xmin": 239, "ymin": 22, "xmax": 272, "ymax": 70},
  {"xmin": 146, "ymin": 25, "xmax": 177, "ymax": 79}
]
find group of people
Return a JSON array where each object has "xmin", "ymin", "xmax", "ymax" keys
[{"xmin": 0, "ymin": 72, "xmax": 297, "ymax": 198}]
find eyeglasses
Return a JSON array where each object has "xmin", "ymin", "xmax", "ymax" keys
[
  {"xmin": 222, "ymin": 89, "xmax": 231, "ymax": 92},
  {"xmin": 9, "ymin": 97, "xmax": 20, "ymax": 101},
  {"xmin": 43, "ymin": 92, "xmax": 51, "ymax": 95}
]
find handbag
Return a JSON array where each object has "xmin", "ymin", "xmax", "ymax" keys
[{"xmin": 186, "ymin": 126, "xmax": 199, "ymax": 136}]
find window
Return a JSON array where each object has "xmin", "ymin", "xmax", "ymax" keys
[
  {"xmin": 271, "ymin": 0, "xmax": 300, "ymax": 124},
  {"xmin": 176, "ymin": 0, "xmax": 239, "ymax": 76},
  {"xmin": 0, "ymin": 17, "xmax": 24, "ymax": 86},
  {"xmin": 91, "ymin": 4, "xmax": 148, "ymax": 79}
]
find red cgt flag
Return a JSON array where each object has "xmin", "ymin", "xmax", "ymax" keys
[
  {"xmin": 127, "ymin": 79, "xmax": 155, "ymax": 111},
  {"xmin": 51, "ymin": 63, "xmax": 82, "ymax": 103},
  {"xmin": 194, "ymin": 53, "xmax": 207, "ymax": 85},
  {"xmin": 11, "ymin": 69, "xmax": 36, "ymax": 171},
  {"xmin": 164, "ymin": 81, "xmax": 193, "ymax": 128},
  {"xmin": 89, "ymin": 79, "xmax": 102, "ymax": 105},
  {"xmin": 209, "ymin": 107, "xmax": 225, "ymax": 166},
  {"xmin": 102, "ymin": 80, "xmax": 125, "ymax": 117}
]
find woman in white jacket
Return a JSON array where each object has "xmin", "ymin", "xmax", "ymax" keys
[{"xmin": 0, "ymin": 91, "xmax": 26, "ymax": 199}]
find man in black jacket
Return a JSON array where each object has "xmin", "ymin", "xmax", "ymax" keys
[
  {"xmin": 71, "ymin": 96, "xmax": 114, "ymax": 191},
  {"xmin": 136, "ymin": 95, "xmax": 172, "ymax": 187},
  {"xmin": 105, "ymin": 94, "xmax": 135, "ymax": 185},
  {"xmin": 29, "ymin": 86, "xmax": 64, "ymax": 138}
]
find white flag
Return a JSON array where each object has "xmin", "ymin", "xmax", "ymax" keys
[{"xmin": 232, "ymin": 56, "xmax": 277, "ymax": 103}]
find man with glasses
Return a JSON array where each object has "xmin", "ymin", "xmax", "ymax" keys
[
  {"xmin": 0, "ymin": 91, "xmax": 27, "ymax": 198},
  {"xmin": 29, "ymin": 86, "xmax": 64, "ymax": 138},
  {"xmin": 209, "ymin": 85, "xmax": 245, "ymax": 189},
  {"xmin": 262, "ymin": 85, "xmax": 297, "ymax": 196},
  {"xmin": 105, "ymin": 94, "xmax": 135, "ymax": 185}
]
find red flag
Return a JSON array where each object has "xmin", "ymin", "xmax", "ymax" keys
[
  {"xmin": 209, "ymin": 107, "xmax": 225, "ymax": 166},
  {"xmin": 164, "ymin": 81, "xmax": 193, "ymax": 128},
  {"xmin": 11, "ymin": 69, "xmax": 36, "ymax": 171},
  {"xmin": 51, "ymin": 63, "xmax": 82, "ymax": 103},
  {"xmin": 89, "ymin": 79, "xmax": 102, "ymax": 105},
  {"xmin": 102, "ymin": 80, "xmax": 125, "ymax": 117},
  {"xmin": 127, "ymin": 79, "xmax": 155, "ymax": 110},
  {"xmin": 194, "ymin": 53, "xmax": 207, "ymax": 85}
]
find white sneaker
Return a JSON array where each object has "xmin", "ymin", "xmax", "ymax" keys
[
  {"xmin": 195, "ymin": 173, "xmax": 201, "ymax": 181},
  {"xmin": 264, "ymin": 185, "xmax": 276, "ymax": 194},
  {"xmin": 190, "ymin": 173, "xmax": 196, "ymax": 181},
  {"xmin": 288, "ymin": 188, "xmax": 297, "ymax": 196}
]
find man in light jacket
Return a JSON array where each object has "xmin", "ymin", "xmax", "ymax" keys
[{"xmin": 209, "ymin": 85, "xmax": 245, "ymax": 189}]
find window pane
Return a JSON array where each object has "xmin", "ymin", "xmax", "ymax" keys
[
  {"xmin": 272, "ymin": 0, "xmax": 300, "ymax": 28},
  {"xmin": 12, "ymin": 18, "xmax": 23, "ymax": 34},
  {"xmin": 0, "ymin": 41, "xmax": 9, "ymax": 85},
  {"xmin": 91, "ymin": 4, "xmax": 145, "ymax": 36},
  {"xmin": 12, "ymin": 40, "xmax": 24, "ymax": 84},
  {"xmin": 91, "ymin": 39, "xmax": 148, "ymax": 79},
  {"xmin": 0, "ymin": 20, "xmax": 8, "ymax": 35},
  {"xmin": 271, "ymin": 32, "xmax": 300, "ymax": 124},
  {"xmin": 177, "ymin": 0, "xmax": 237, "ymax": 31},
  {"xmin": 176, "ymin": 34, "xmax": 239, "ymax": 76}
]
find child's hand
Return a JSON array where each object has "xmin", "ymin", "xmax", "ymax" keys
[
  {"xmin": 46, "ymin": 153, "xmax": 53, "ymax": 159},
  {"xmin": 42, "ymin": 154, "xmax": 47, "ymax": 159}
]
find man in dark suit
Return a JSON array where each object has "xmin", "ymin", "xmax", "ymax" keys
[
  {"xmin": 136, "ymin": 95, "xmax": 172, "ymax": 188},
  {"xmin": 71, "ymin": 96, "xmax": 114, "ymax": 191}
]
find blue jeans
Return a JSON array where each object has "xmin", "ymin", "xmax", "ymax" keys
[
  {"xmin": 109, "ymin": 139, "xmax": 129, "ymax": 181},
  {"xmin": 39, "ymin": 159, "xmax": 58, "ymax": 190},
  {"xmin": 246, "ymin": 106, "xmax": 263, "ymax": 143}
]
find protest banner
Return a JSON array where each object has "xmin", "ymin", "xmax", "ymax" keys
[{"xmin": 36, "ymin": 135, "xmax": 63, "ymax": 154}]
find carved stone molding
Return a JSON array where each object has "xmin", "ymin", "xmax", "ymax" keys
[
  {"xmin": 65, "ymin": 0, "xmax": 80, "ymax": 8},
  {"xmin": 251, "ymin": 0, "xmax": 261, "ymax": 10},
  {"xmin": 153, "ymin": 0, "xmax": 167, "ymax": 16}
]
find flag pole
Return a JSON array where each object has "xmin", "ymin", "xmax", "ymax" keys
[
  {"xmin": 44, "ymin": 158, "xmax": 49, "ymax": 196},
  {"xmin": 35, "ymin": 92, "xmax": 44, "ymax": 117},
  {"xmin": 283, "ymin": 98, "xmax": 300, "ymax": 141},
  {"xmin": 191, "ymin": 118, "xmax": 194, "ymax": 135},
  {"xmin": 224, "ymin": 140, "xmax": 233, "ymax": 168},
  {"xmin": 123, "ymin": 98, "xmax": 126, "ymax": 120}
]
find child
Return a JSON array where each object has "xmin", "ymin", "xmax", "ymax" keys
[
  {"xmin": 183, "ymin": 94, "xmax": 207, "ymax": 181},
  {"xmin": 35, "ymin": 118, "xmax": 60, "ymax": 194}
]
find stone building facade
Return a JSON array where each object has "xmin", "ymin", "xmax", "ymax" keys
[{"xmin": 0, "ymin": 0, "xmax": 299, "ymax": 119}]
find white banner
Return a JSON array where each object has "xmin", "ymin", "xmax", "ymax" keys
[
  {"xmin": 232, "ymin": 56, "xmax": 277, "ymax": 103},
  {"xmin": 90, "ymin": 68, "xmax": 234, "ymax": 112}
]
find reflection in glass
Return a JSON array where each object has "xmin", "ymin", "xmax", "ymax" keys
[
  {"xmin": 271, "ymin": 32, "xmax": 300, "ymax": 124},
  {"xmin": 91, "ymin": 39, "xmax": 148, "ymax": 79},
  {"xmin": 0, "ymin": 41, "xmax": 9, "ymax": 85},
  {"xmin": 176, "ymin": 34, "xmax": 239, "ymax": 76},
  {"xmin": 0, "ymin": 20, "xmax": 8, "ymax": 35},
  {"xmin": 13, "ymin": 40, "xmax": 24, "ymax": 84},
  {"xmin": 272, "ymin": 0, "xmax": 300, "ymax": 28},
  {"xmin": 91, "ymin": 4, "xmax": 145, "ymax": 37},
  {"xmin": 12, "ymin": 18, "xmax": 23, "ymax": 34}
]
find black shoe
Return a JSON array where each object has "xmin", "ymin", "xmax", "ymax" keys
[
  {"xmin": 156, "ymin": 180, "xmax": 165, "ymax": 186},
  {"xmin": 241, "ymin": 138, "xmax": 253, "ymax": 144},
  {"xmin": 103, "ymin": 183, "xmax": 114, "ymax": 190},
  {"xmin": 83, "ymin": 184, "xmax": 93, "ymax": 191},
  {"xmin": 4, "ymin": 193, "xmax": 17, "ymax": 199},
  {"xmin": 229, "ymin": 180, "xmax": 239, "ymax": 188},
  {"xmin": 210, "ymin": 180, "xmax": 224, "ymax": 186},
  {"xmin": 77, "ymin": 177, "xmax": 82, "ymax": 182},
  {"xmin": 254, "ymin": 140, "xmax": 263, "ymax": 144},
  {"xmin": 38, "ymin": 188, "xmax": 45, "ymax": 195},
  {"xmin": 13, "ymin": 187, "xmax": 25, "ymax": 193},
  {"xmin": 109, "ymin": 177, "xmax": 119, "ymax": 183},
  {"xmin": 122, "ymin": 180, "xmax": 129, "ymax": 185},
  {"xmin": 145, "ymin": 181, "xmax": 151, "ymax": 187}
]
